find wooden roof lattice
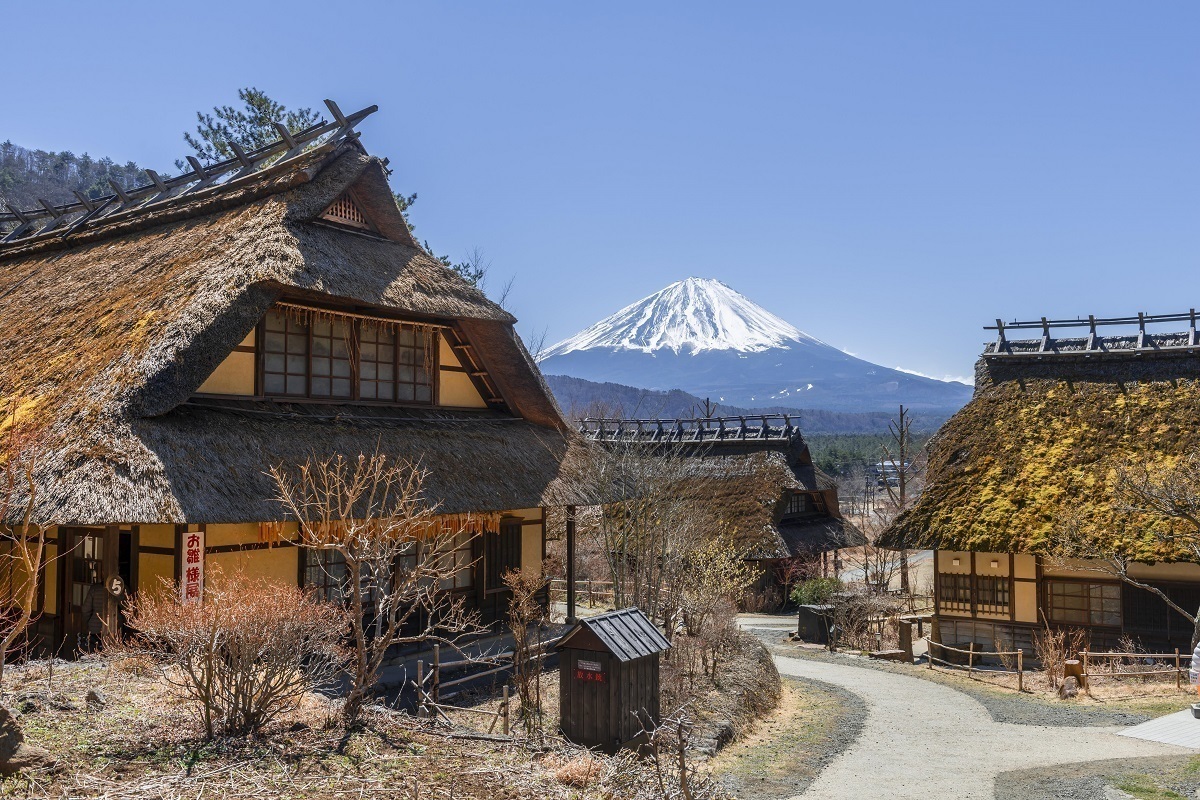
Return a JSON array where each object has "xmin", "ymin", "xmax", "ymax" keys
[
  {"xmin": 985, "ymin": 310, "xmax": 1199, "ymax": 358},
  {"xmin": 579, "ymin": 414, "xmax": 800, "ymax": 444},
  {"xmin": 0, "ymin": 100, "xmax": 376, "ymax": 249}
]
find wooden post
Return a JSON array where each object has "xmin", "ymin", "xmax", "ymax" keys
[
  {"xmin": 433, "ymin": 644, "xmax": 441, "ymax": 704},
  {"xmin": 968, "ymin": 642, "xmax": 974, "ymax": 677},
  {"xmin": 417, "ymin": 660, "xmax": 425, "ymax": 718},
  {"xmin": 1017, "ymin": 649, "xmax": 1024, "ymax": 692},
  {"xmin": 565, "ymin": 505, "xmax": 577, "ymax": 623},
  {"xmin": 1082, "ymin": 648, "xmax": 1089, "ymax": 689},
  {"xmin": 927, "ymin": 639, "xmax": 934, "ymax": 669},
  {"xmin": 1177, "ymin": 648, "xmax": 1182, "ymax": 690},
  {"xmin": 502, "ymin": 685, "xmax": 510, "ymax": 735}
]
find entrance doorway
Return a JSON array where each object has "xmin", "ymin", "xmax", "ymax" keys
[{"xmin": 57, "ymin": 527, "xmax": 131, "ymax": 655}]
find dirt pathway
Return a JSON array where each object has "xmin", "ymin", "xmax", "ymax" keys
[{"xmin": 773, "ymin": 653, "xmax": 1190, "ymax": 800}]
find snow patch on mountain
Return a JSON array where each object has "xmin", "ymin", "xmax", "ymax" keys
[{"xmin": 540, "ymin": 277, "xmax": 827, "ymax": 358}]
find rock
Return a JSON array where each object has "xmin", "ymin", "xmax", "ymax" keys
[
  {"xmin": 13, "ymin": 694, "xmax": 39, "ymax": 715},
  {"xmin": 85, "ymin": 689, "xmax": 107, "ymax": 709},
  {"xmin": 0, "ymin": 705, "xmax": 52, "ymax": 775},
  {"xmin": 1058, "ymin": 676, "xmax": 1079, "ymax": 700},
  {"xmin": 287, "ymin": 721, "xmax": 310, "ymax": 733}
]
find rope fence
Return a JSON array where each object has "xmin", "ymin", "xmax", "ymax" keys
[{"xmin": 923, "ymin": 638, "xmax": 1026, "ymax": 691}]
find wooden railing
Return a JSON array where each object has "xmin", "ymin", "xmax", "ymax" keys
[
  {"xmin": 549, "ymin": 579, "xmax": 616, "ymax": 609},
  {"xmin": 410, "ymin": 636, "xmax": 563, "ymax": 734},
  {"xmin": 1079, "ymin": 649, "xmax": 1193, "ymax": 689},
  {"xmin": 925, "ymin": 638, "xmax": 1026, "ymax": 691}
]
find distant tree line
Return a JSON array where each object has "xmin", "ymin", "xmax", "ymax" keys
[{"xmin": 0, "ymin": 140, "xmax": 148, "ymax": 211}]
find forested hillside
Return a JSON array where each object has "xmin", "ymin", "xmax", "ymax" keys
[{"xmin": 0, "ymin": 140, "xmax": 149, "ymax": 210}]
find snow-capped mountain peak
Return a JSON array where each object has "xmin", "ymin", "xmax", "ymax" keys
[{"xmin": 540, "ymin": 277, "xmax": 825, "ymax": 358}]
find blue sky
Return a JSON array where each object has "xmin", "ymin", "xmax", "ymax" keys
[{"xmin": 5, "ymin": 2, "xmax": 1198, "ymax": 382}]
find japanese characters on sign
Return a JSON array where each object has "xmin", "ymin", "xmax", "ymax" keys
[
  {"xmin": 574, "ymin": 658, "xmax": 606, "ymax": 683},
  {"xmin": 181, "ymin": 527, "xmax": 204, "ymax": 605}
]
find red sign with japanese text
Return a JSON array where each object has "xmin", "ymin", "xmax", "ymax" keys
[
  {"xmin": 181, "ymin": 528, "xmax": 204, "ymax": 605},
  {"xmin": 575, "ymin": 658, "xmax": 606, "ymax": 683}
]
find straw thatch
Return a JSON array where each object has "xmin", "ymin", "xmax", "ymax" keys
[
  {"xmin": 585, "ymin": 423, "xmax": 861, "ymax": 560},
  {"xmin": 882, "ymin": 333, "xmax": 1200, "ymax": 557},
  {"xmin": 0, "ymin": 138, "xmax": 586, "ymax": 524}
]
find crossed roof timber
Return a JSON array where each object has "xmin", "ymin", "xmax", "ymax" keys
[{"xmin": 0, "ymin": 100, "xmax": 377, "ymax": 248}]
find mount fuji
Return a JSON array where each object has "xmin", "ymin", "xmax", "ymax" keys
[{"xmin": 537, "ymin": 278, "xmax": 973, "ymax": 414}]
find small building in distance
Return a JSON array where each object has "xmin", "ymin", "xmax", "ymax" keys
[
  {"xmin": 580, "ymin": 415, "xmax": 864, "ymax": 601},
  {"xmin": 884, "ymin": 313, "xmax": 1200, "ymax": 653}
]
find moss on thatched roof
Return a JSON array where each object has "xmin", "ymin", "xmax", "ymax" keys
[
  {"xmin": 883, "ymin": 344, "xmax": 1200, "ymax": 558},
  {"xmin": 0, "ymin": 138, "xmax": 580, "ymax": 524}
]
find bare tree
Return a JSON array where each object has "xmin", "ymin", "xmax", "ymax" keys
[
  {"xmin": 1049, "ymin": 452, "xmax": 1200, "ymax": 649},
  {"xmin": 503, "ymin": 565, "xmax": 550, "ymax": 735},
  {"xmin": 0, "ymin": 400, "xmax": 49, "ymax": 686},
  {"xmin": 270, "ymin": 452, "xmax": 489, "ymax": 723},
  {"xmin": 587, "ymin": 440, "xmax": 715, "ymax": 630},
  {"xmin": 875, "ymin": 405, "xmax": 923, "ymax": 595}
]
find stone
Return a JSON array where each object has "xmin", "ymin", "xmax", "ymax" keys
[
  {"xmin": 13, "ymin": 694, "xmax": 39, "ymax": 715},
  {"xmin": 1058, "ymin": 676, "xmax": 1079, "ymax": 700},
  {"xmin": 85, "ymin": 689, "xmax": 107, "ymax": 709},
  {"xmin": 0, "ymin": 705, "xmax": 52, "ymax": 776}
]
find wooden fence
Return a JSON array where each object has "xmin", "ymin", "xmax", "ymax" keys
[
  {"xmin": 548, "ymin": 579, "xmax": 615, "ymax": 609},
  {"xmin": 410, "ymin": 636, "xmax": 563, "ymax": 734},
  {"xmin": 924, "ymin": 638, "xmax": 1026, "ymax": 691},
  {"xmin": 1079, "ymin": 649, "xmax": 1193, "ymax": 689}
]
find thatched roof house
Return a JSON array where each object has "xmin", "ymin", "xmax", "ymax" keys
[
  {"xmin": 0, "ymin": 103, "xmax": 589, "ymax": 525},
  {"xmin": 885, "ymin": 314, "xmax": 1200, "ymax": 653},
  {"xmin": 0, "ymin": 101, "xmax": 592, "ymax": 653},
  {"xmin": 580, "ymin": 416, "xmax": 862, "ymax": 562}
]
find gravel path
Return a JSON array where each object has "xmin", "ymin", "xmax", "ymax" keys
[{"xmin": 774, "ymin": 653, "xmax": 1190, "ymax": 800}]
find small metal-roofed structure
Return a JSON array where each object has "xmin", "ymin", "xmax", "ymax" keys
[
  {"xmin": 557, "ymin": 606, "xmax": 671, "ymax": 662},
  {"xmin": 557, "ymin": 608, "xmax": 670, "ymax": 753}
]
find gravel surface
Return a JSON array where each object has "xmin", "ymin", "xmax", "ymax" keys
[
  {"xmin": 772, "ymin": 652, "xmax": 1185, "ymax": 800},
  {"xmin": 748, "ymin": 626, "xmax": 1155, "ymax": 728},
  {"xmin": 995, "ymin": 755, "xmax": 1200, "ymax": 799}
]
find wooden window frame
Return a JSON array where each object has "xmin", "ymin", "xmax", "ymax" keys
[
  {"xmin": 937, "ymin": 572, "xmax": 972, "ymax": 613},
  {"xmin": 257, "ymin": 308, "xmax": 439, "ymax": 406},
  {"xmin": 1047, "ymin": 579, "xmax": 1122, "ymax": 628},
  {"xmin": 975, "ymin": 575, "xmax": 1011, "ymax": 615}
]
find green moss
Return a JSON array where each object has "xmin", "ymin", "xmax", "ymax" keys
[{"xmin": 892, "ymin": 378, "xmax": 1200, "ymax": 557}]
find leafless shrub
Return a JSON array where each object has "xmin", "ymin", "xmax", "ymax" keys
[
  {"xmin": 271, "ymin": 451, "xmax": 490, "ymax": 724},
  {"xmin": 1031, "ymin": 616, "xmax": 1089, "ymax": 690},
  {"xmin": 124, "ymin": 567, "xmax": 349, "ymax": 738},
  {"xmin": 609, "ymin": 709, "xmax": 731, "ymax": 800},
  {"xmin": 829, "ymin": 591, "xmax": 900, "ymax": 651},
  {"xmin": 503, "ymin": 564, "xmax": 550, "ymax": 735}
]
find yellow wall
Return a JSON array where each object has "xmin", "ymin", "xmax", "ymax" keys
[
  {"xmin": 139, "ymin": 554, "xmax": 174, "ymax": 594},
  {"xmin": 208, "ymin": 547, "xmax": 298, "ymax": 586},
  {"xmin": 937, "ymin": 550, "xmax": 971, "ymax": 575},
  {"xmin": 509, "ymin": 508, "xmax": 545, "ymax": 575},
  {"xmin": 139, "ymin": 524, "xmax": 174, "ymax": 549},
  {"xmin": 440, "ymin": 372, "xmax": 489, "ymax": 408},
  {"xmin": 42, "ymin": 542, "xmax": 56, "ymax": 615},
  {"xmin": 196, "ymin": 330, "xmax": 256, "ymax": 396},
  {"xmin": 1014, "ymin": 580, "xmax": 1037, "ymax": 623}
]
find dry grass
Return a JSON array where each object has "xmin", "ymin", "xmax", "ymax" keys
[{"xmin": 0, "ymin": 656, "xmax": 678, "ymax": 799}]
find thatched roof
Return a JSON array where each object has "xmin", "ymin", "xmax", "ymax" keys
[
  {"xmin": 882, "ymin": 331, "xmax": 1200, "ymax": 557},
  {"xmin": 0, "ymin": 130, "xmax": 584, "ymax": 524},
  {"xmin": 582, "ymin": 417, "xmax": 859, "ymax": 559}
]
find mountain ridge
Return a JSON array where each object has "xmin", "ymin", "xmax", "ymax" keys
[{"xmin": 538, "ymin": 277, "xmax": 972, "ymax": 414}]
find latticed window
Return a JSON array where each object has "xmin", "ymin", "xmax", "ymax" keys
[
  {"xmin": 263, "ymin": 311, "xmax": 310, "ymax": 396},
  {"xmin": 305, "ymin": 548, "xmax": 350, "ymax": 604},
  {"xmin": 938, "ymin": 573, "xmax": 972, "ymax": 612},
  {"xmin": 439, "ymin": 531, "xmax": 475, "ymax": 592},
  {"xmin": 260, "ymin": 309, "xmax": 435, "ymax": 404},
  {"xmin": 976, "ymin": 575, "xmax": 1011, "ymax": 614},
  {"xmin": 784, "ymin": 493, "xmax": 815, "ymax": 516},
  {"xmin": 321, "ymin": 192, "xmax": 372, "ymax": 230},
  {"xmin": 1049, "ymin": 581, "xmax": 1121, "ymax": 627}
]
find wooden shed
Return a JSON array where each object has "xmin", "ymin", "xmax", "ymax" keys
[{"xmin": 556, "ymin": 607, "xmax": 671, "ymax": 754}]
